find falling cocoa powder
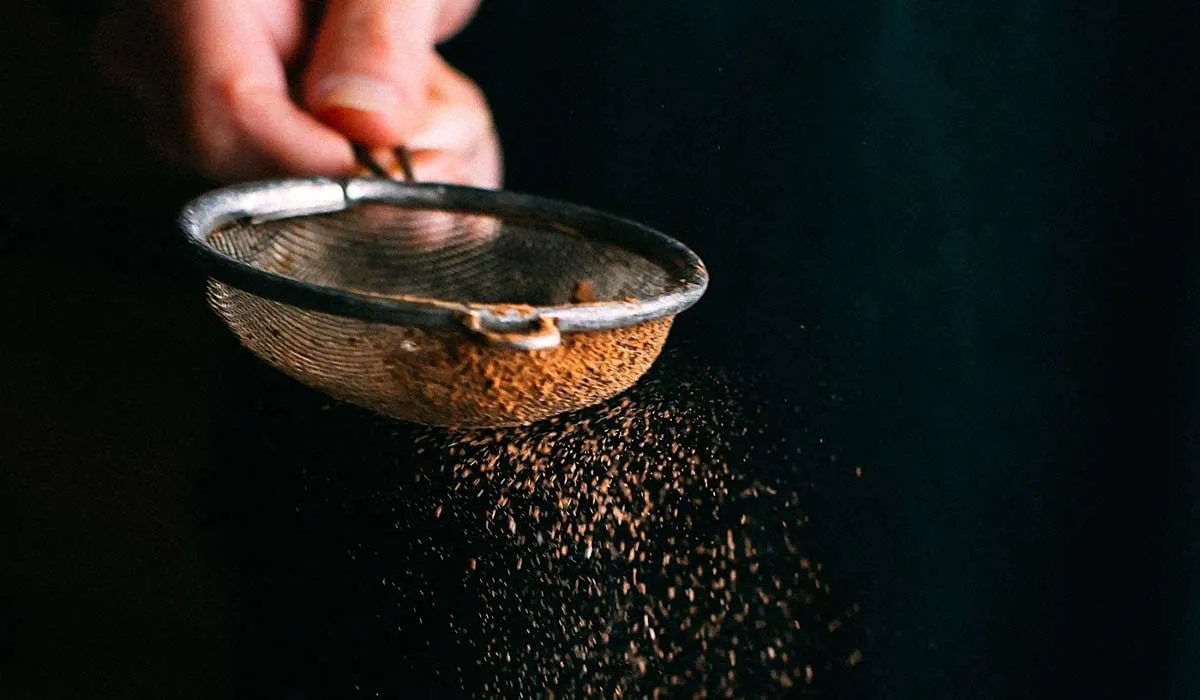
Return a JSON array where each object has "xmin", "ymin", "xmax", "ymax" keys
[{"xmin": 370, "ymin": 358, "xmax": 869, "ymax": 697}]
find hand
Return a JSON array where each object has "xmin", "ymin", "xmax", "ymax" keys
[{"xmin": 91, "ymin": 0, "xmax": 501, "ymax": 187}]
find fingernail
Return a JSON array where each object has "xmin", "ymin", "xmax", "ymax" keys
[{"xmin": 312, "ymin": 75, "xmax": 398, "ymax": 114}]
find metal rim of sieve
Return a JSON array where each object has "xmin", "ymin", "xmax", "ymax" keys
[{"xmin": 178, "ymin": 177, "xmax": 708, "ymax": 350}]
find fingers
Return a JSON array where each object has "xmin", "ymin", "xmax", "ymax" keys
[
  {"xmin": 92, "ymin": 0, "xmax": 491, "ymax": 183},
  {"xmin": 179, "ymin": 0, "xmax": 356, "ymax": 180},
  {"xmin": 357, "ymin": 56, "xmax": 501, "ymax": 189},
  {"xmin": 246, "ymin": 0, "xmax": 308, "ymax": 63},
  {"xmin": 304, "ymin": 0, "xmax": 443, "ymax": 146},
  {"xmin": 406, "ymin": 57, "xmax": 502, "ymax": 188},
  {"xmin": 433, "ymin": 0, "xmax": 483, "ymax": 42}
]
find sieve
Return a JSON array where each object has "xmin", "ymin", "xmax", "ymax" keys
[{"xmin": 178, "ymin": 153, "xmax": 707, "ymax": 428}]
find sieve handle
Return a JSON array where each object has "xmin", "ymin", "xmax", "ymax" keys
[
  {"xmin": 461, "ymin": 312, "xmax": 562, "ymax": 351},
  {"xmin": 353, "ymin": 144, "xmax": 416, "ymax": 182}
]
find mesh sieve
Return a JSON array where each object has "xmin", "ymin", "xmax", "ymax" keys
[{"xmin": 179, "ymin": 176, "xmax": 707, "ymax": 428}]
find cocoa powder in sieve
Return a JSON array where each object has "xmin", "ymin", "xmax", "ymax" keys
[
  {"xmin": 571, "ymin": 279, "xmax": 597, "ymax": 303},
  {"xmin": 378, "ymin": 316, "xmax": 675, "ymax": 427},
  {"xmin": 210, "ymin": 282, "xmax": 676, "ymax": 428}
]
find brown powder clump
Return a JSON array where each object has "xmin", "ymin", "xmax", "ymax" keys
[
  {"xmin": 572, "ymin": 279, "xmax": 597, "ymax": 303},
  {"xmin": 379, "ymin": 316, "xmax": 674, "ymax": 427},
  {"xmin": 209, "ymin": 279, "xmax": 673, "ymax": 427}
]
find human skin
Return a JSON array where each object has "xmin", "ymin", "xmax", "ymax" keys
[{"xmin": 91, "ymin": 0, "xmax": 501, "ymax": 187}]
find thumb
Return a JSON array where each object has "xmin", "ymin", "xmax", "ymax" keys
[{"xmin": 303, "ymin": 0, "xmax": 441, "ymax": 147}]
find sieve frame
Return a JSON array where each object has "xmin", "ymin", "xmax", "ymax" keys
[{"xmin": 178, "ymin": 177, "xmax": 708, "ymax": 339}]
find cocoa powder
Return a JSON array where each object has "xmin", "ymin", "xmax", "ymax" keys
[
  {"xmin": 388, "ymin": 359, "xmax": 866, "ymax": 697},
  {"xmin": 377, "ymin": 315, "xmax": 675, "ymax": 427},
  {"xmin": 572, "ymin": 279, "xmax": 597, "ymax": 303},
  {"xmin": 210, "ymin": 279, "xmax": 673, "ymax": 427}
]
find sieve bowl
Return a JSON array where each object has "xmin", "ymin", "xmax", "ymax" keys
[{"xmin": 179, "ymin": 177, "xmax": 708, "ymax": 428}]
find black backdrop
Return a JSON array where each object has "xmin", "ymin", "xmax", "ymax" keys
[{"xmin": 2, "ymin": 1, "xmax": 1198, "ymax": 697}]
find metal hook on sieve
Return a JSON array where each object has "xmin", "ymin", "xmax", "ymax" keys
[
  {"xmin": 348, "ymin": 145, "xmax": 566, "ymax": 352},
  {"xmin": 352, "ymin": 144, "xmax": 416, "ymax": 182},
  {"xmin": 462, "ymin": 311, "xmax": 562, "ymax": 352}
]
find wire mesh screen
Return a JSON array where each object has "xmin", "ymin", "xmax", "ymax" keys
[
  {"xmin": 208, "ymin": 203, "xmax": 676, "ymax": 305},
  {"xmin": 207, "ymin": 282, "xmax": 674, "ymax": 427},
  {"xmin": 200, "ymin": 200, "xmax": 684, "ymax": 427}
]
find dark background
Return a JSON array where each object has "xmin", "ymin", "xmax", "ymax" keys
[{"xmin": 3, "ymin": 1, "xmax": 1199, "ymax": 697}]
